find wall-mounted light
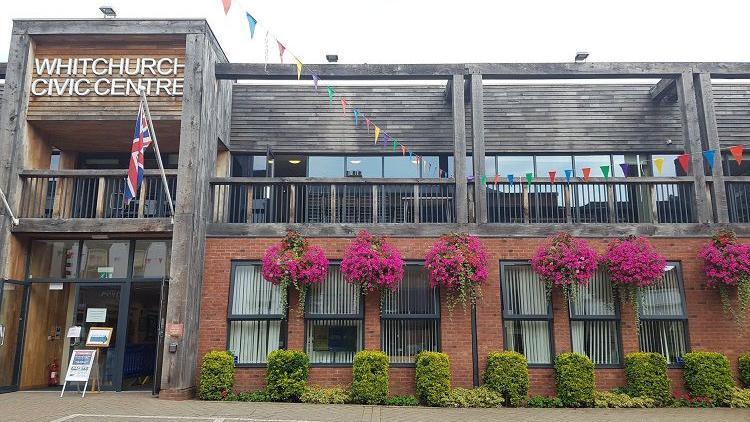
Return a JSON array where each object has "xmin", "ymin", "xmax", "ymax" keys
[
  {"xmin": 349, "ymin": 160, "xmax": 361, "ymax": 164},
  {"xmin": 574, "ymin": 51, "xmax": 589, "ymax": 63},
  {"xmin": 289, "ymin": 159, "xmax": 302, "ymax": 165},
  {"xmin": 99, "ymin": 6, "xmax": 117, "ymax": 18}
]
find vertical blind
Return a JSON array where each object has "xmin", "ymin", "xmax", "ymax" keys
[
  {"xmin": 570, "ymin": 270, "xmax": 621, "ymax": 365},
  {"xmin": 638, "ymin": 264, "xmax": 688, "ymax": 364},
  {"xmin": 502, "ymin": 264, "xmax": 552, "ymax": 365}
]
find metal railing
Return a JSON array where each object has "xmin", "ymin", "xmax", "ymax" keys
[
  {"xmin": 210, "ymin": 178, "xmax": 456, "ymax": 224},
  {"xmin": 727, "ymin": 179, "xmax": 750, "ymax": 223},
  {"xmin": 486, "ymin": 177, "xmax": 696, "ymax": 224},
  {"xmin": 18, "ymin": 170, "xmax": 177, "ymax": 219}
]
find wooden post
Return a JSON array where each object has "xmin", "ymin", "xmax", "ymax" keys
[
  {"xmin": 607, "ymin": 184, "xmax": 616, "ymax": 223},
  {"xmin": 522, "ymin": 182, "xmax": 530, "ymax": 223},
  {"xmin": 451, "ymin": 74, "xmax": 468, "ymax": 224},
  {"xmin": 564, "ymin": 184, "xmax": 573, "ymax": 223},
  {"xmin": 649, "ymin": 184, "xmax": 659, "ymax": 223},
  {"xmin": 137, "ymin": 178, "xmax": 148, "ymax": 218},
  {"xmin": 413, "ymin": 184, "xmax": 421, "ymax": 224},
  {"xmin": 245, "ymin": 185, "xmax": 254, "ymax": 224},
  {"xmin": 470, "ymin": 74, "xmax": 487, "ymax": 224},
  {"xmin": 95, "ymin": 177, "xmax": 107, "ymax": 218},
  {"xmin": 372, "ymin": 185, "xmax": 378, "ymax": 223},
  {"xmin": 330, "ymin": 184, "xmax": 337, "ymax": 223},
  {"xmin": 288, "ymin": 184, "xmax": 297, "ymax": 223},
  {"xmin": 695, "ymin": 73, "xmax": 729, "ymax": 222}
]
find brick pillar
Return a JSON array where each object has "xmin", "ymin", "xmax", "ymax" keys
[{"xmin": 363, "ymin": 291, "xmax": 381, "ymax": 350}]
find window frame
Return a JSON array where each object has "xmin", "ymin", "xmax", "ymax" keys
[
  {"xmin": 567, "ymin": 270, "xmax": 624, "ymax": 369},
  {"xmin": 226, "ymin": 260, "xmax": 287, "ymax": 368},
  {"xmin": 637, "ymin": 261, "xmax": 691, "ymax": 368},
  {"xmin": 303, "ymin": 262, "xmax": 365, "ymax": 367},
  {"xmin": 499, "ymin": 261, "xmax": 556, "ymax": 368},
  {"xmin": 380, "ymin": 261, "xmax": 441, "ymax": 367}
]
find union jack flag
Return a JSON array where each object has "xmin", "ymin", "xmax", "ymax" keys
[{"xmin": 124, "ymin": 101, "xmax": 152, "ymax": 205}]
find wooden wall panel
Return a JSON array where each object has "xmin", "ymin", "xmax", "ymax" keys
[
  {"xmin": 27, "ymin": 35, "xmax": 185, "ymax": 121},
  {"xmin": 713, "ymin": 83, "xmax": 750, "ymax": 148}
]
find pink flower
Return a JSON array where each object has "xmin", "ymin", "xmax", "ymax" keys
[
  {"xmin": 341, "ymin": 231, "xmax": 404, "ymax": 293},
  {"xmin": 424, "ymin": 233, "xmax": 489, "ymax": 294},
  {"xmin": 261, "ymin": 231, "xmax": 328, "ymax": 288},
  {"xmin": 531, "ymin": 232, "xmax": 598, "ymax": 288},
  {"xmin": 698, "ymin": 231, "xmax": 750, "ymax": 288},
  {"xmin": 601, "ymin": 236, "xmax": 666, "ymax": 288}
]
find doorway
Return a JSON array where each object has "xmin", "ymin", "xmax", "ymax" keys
[{"xmin": 0, "ymin": 280, "xmax": 27, "ymax": 392}]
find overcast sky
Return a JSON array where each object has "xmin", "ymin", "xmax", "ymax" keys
[{"xmin": 1, "ymin": 0, "xmax": 749, "ymax": 64}]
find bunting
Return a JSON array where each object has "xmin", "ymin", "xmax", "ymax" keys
[
  {"xmin": 582, "ymin": 167, "xmax": 591, "ymax": 182},
  {"xmin": 549, "ymin": 171, "xmax": 556, "ymax": 184},
  {"xmin": 222, "ymin": 0, "xmax": 231, "ymax": 14},
  {"xmin": 480, "ymin": 175, "xmax": 486, "ymax": 186},
  {"xmin": 277, "ymin": 41, "xmax": 286, "ymax": 63},
  {"xmin": 295, "ymin": 59, "xmax": 303, "ymax": 80},
  {"xmin": 619, "ymin": 163, "xmax": 630, "ymax": 177},
  {"xmin": 703, "ymin": 150, "xmax": 716, "ymax": 171},
  {"xmin": 654, "ymin": 158, "xmax": 665, "ymax": 175},
  {"xmin": 245, "ymin": 13, "xmax": 257, "ymax": 38},
  {"xmin": 341, "ymin": 98, "xmax": 347, "ymax": 114},
  {"xmin": 600, "ymin": 165, "xmax": 610, "ymax": 180},
  {"xmin": 508, "ymin": 174, "xmax": 515, "ymax": 187},
  {"xmin": 525, "ymin": 172, "xmax": 533, "ymax": 187},
  {"xmin": 564, "ymin": 169, "xmax": 572, "ymax": 183},
  {"xmin": 678, "ymin": 154, "xmax": 690, "ymax": 173},
  {"xmin": 312, "ymin": 74, "xmax": 320, "ymax": 90},
  {"xmin": 365, "ymin": 118, "xmax": 372, "ymax": 132},
  {"xmin": 353, "ymin": 109, "xmax": 360, "ymax": 125},
  {"xmin": 327, "ymin": 86, "xmax": 334, "ymax": 105},
  {"xmin": 374, "ymin": 126, "xmax": 381, "ymax": 144},
  {"xmin": 730, "ymin": 145, "xmax": 744, "ymax": 165},
  {"xmin": 493, "ymin": 174, "xmax": 500, "ymax": 186}
]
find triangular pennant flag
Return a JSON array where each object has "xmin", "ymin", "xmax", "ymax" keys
[
  {"xmin": 341, "ymin": 98, "xmax": 347, "ymax": 114},
  {"xmin": 525, "ymin": 172, "xmax": 533, "ymax": 186},
  {"xmin": 564, "ymin": 169, "xmax": 572, "ymax": 183},
  {"xmin": 508, "ymin": 174, "xmax": 515, "ymax": 186},
  {"xmin": 600, "ymin": 165, "xmax": 610, "ymax": 180},
  {"xmin": 353, "ymin": 109, "xmax": 359, "ymax": 125},
  {"xmin": 493, "ymin": 174, "xmax": 500, "ymax": 186},
  {"xmin": 222, "ymin": 0, "xmax": 231, "ymax": 14},
  {"xmin": 416, "ymin": 155, "xmax": 422, "ymax": 164},
  {"xmin": 582, "ymin": 167, "xmax": 591, "ymax": 182},
  {"xmin": 548, "ymin": 171, "xmax": 556, "ymax": 184},
  {"xmin": 383, "ymin": 133, "xmax": 391, "ymax": 148},
  {"xmin": 327, "ymin": 86, "xmax": 334, "ymax": 104},
  {"xmin": 729, "ymin": 145, "xmax": 744, "ymax": 165},
  {"xmin": 619, "ymin": 163, "xmax": 630, "ymax": 177},
  {"xmin": 295, "ymin": 59, "xmax": 303, "ymax": 80},
  {"xmin": 312, "ymin": 74, "xmax": 319, "ymax": 90},
  {"xmin": 392, "ymin": 138, "xmax": 397, "ymax": 151},
  {"xmin": 400, "ymin": 145, "xmax": 406, "ymax": 156},
  {"xmin": 277, "ymin": 41, "xmax": 286, "ymax": 63},
  {"xmin": 703, "ymin": 150, "xmax": 716, "ymax": 171},
  {"xmin": 374, "ymin": 126, "xmax": 381, "ymax": 144},
  {"xmin": 678, "ymin": 154, "xmax": 690, "ymax": 173},
  {"xmin": 245, "ymin": 13, "xmax": 257, "ymax": 38},
  {"xmin": 365, "ymin": 118, "xmax": 372, "ymax": 132},
  {"xmin": 654, "ymin": 158, "xmax": 665, "ymax": 175},
  {"xmin": 480, "ymin": 175, "xmax": 486, "ymax": 186}
]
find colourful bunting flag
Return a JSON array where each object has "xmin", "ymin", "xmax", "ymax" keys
[
  {"xmin": 525, "ymin": 172, "xmax": 533, "ymax": 187},
  {"xmin": 392, "ymin": 138, "xmax": 397, "ymax": 151},
  {"xmin": 703, "ymin": 150, "xmax": 716, "ymax": 171},
  {"xmin": 678, "ymin": 154, "xmax": 690, "ymax": 173},
  {"xmin": 600, "ymin": 165, "xmax": 610, "ymax": 179},
  {"xmin": 374, "ymin": 126, "xmax": 381, "ymax": 144},
  {"xmin": 480, "ymin": 175, "xmax": 486, "ymax": 186},
  {"xmin": 401, "ymin": 145, "xmax": 406, "ymax": 156},
  {"xmin": 312, "ymin": 74, "xmax": 319, "ymax": 90},
  {"xmin": 327, "ymin": 86, "xmax": 334, "ymax": 104},
  {"xmin": 222, "ymin": 0, "xmax": 231, "ymax": 14},
  {"xmin": 277, "ymin": 41, "xmax": 286, "ymax": 63},
  {"xmin": 341, "ymin": 98, "xmax": 347, "ymax": 114},
  {"xmin": 295, "ymin": 59, "xmax": 303, "ymax": 80},
  {"xmin": 729, "ymin": 145, "xmax": 744, "ymax": 165},
  {"xmin": 353, "ymin": 109, "xmax": 359, "ymax": 125},
  {"xmin": 365, "ymin": 118, "xmax": 372, "ymax": 132},
  {"xmin": 508, "ymin": 174, "xmax": 515, "ymax": 186},
  {"xmin": 582, "ymin": 167, "xmax": 591, "ymax": 182},
  {"xmin": 549, "ymin": 171, "xmax": 556, "ymax": 184},
  {"xmin": 383, "ymin": 133, "xmax": 391, "ymax": 148},
  {"xmin": 564, "ymin": 169, "xmax": 572, "ymax": 183},
  {"xmin": 245, "ymin": 13, "xmax": 257, "ymax": 38},
  {"xmin": 619, "ymin": 163, "xmax": 630, "ymax": 177},
  {"xmin": 654, "ymin": 158, "xmax": 665, "ymax": 175},
  {"xmin": 493, "ymin": 174, "xmax": 500, "ymax": 186}
]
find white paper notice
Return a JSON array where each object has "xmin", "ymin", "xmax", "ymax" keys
[
  {"xmin": 66, "ymin": 326, "xmax": 82, "ymax": 338},
  {"xmin": 85, "ymin": 308, "xmax": 107, "ymax": 323}
]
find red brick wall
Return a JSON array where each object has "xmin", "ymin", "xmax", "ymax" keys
[{"xmin": 199, "ymin": 237, "xmax": 750, "ymax": 397}]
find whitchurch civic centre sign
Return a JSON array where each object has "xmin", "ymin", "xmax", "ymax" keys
[{"xmin": 30, "ymin": 57, "xmax": 185, "ymax": 97}]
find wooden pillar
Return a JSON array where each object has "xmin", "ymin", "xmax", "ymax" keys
[
  {"xmin": 695, "ymin": 73, "xmax": 729, "ymax": 222},
  {"xmin": 470, "ymin": 74, "xmax": 487, "ymax": 224},
  {"xmin": 451, "ymin": 74, "xmax": 468, "ymax": 224},
  {"xmin": 676, "ymin": 71, "xmax": 712, "ymax": 223}
]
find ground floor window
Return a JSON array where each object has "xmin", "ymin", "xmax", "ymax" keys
[{"xmin": 569, "ymin": 270, "xmax": 622, "ymax": 366}]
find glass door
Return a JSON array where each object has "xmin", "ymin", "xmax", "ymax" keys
[{"xmin": 0, "ymin": 281, "xmax": 26, "ymax": 392}]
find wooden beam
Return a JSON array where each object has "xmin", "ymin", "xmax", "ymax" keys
[
  {"xmin": 470, "ymin": 74, "xmax": 487, "ymax": 224},
  {"xmin": 13, "ymin": 19, "xmax": 208, "ymax": 35},
  {"xmin": 650, "ymin": 78, "xmax": 677, "ymax": 103},
  {"xmin": 452, "ymin": 75, "xmax": 468, "ymax": 224},
  {"xmin": 12, "ymin": 218, "xmax": 173, "ymax": 234},
  {"xmin": 695, "ymin": 73, "xmax": 729, "ymax": 222},
  {"xmin": 217, "ymin": 63, "xmax": 463, "ymax": 80}
]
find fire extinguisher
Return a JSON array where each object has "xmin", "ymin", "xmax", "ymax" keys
[{"xmin": 48, "ymin": 359, "xmax": 59, "ymax": 386}]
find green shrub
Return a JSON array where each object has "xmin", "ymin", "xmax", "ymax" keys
[
  {"xmin": 624, "ymin": 352, "xmax": 671, "ymax": 405},
  {"xmin": 739, "ymin": 353, "xmax": 750, "ymax": 388},
  {"xmin": 415, "ymin": 351, "xmax": 451, "ymax": 406},
  {"xmin": 483, "ymin": 351, "xmax": 529, "ymax": 407},
  {"xmin": 237, "ymin": 390, "xmax": 268, "ymax": 402},
  {"xmin": 351, "ymin": 350, "xmax": 389, "ymax": 404},
  {"xmin": 197, "ymin": 350, "xmax": 235, "ymax": 401},
  {"xmin": 300, "ymin": 386, "xmax": 350, "ymax": 404},
  {"xmin": 525, "ymin": 395, "xmax": 562, "ymax": 408},
  {"xmin": 442, "ymin": 387, "xmax": 504, "ymax": 408},
  {"xmin": 594, "ymin": 391, "xmax": 656, "ymax": 408},
  {"xmin": 730, "ymin": 388, "xmax": 750, "ymax": 408},
  {"xmin": 683, "ymin": 351, "xmax": 735, "ymax": 405},
  {"xmin": 384, "ymin": 395, "xmax": 420, "ymax": 406},
  {"xmin": 554, "ymin": 352, "xmax": 595, "ymax": 407},
  {"xmin": 266, "ymin": 349, "xmax": 309, "ymax": 402}
]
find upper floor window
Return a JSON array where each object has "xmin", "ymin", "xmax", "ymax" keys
[
  {"xmin": 724, "ymin": 152, "xmax": 750, "ymax": 176},
  {"xmin": 497, "ymin": 156, "xmax": 534, "ymax": 177},
  {"xmin": 569, "ymin": 270, "xmax": 621, "ymax": 366}
]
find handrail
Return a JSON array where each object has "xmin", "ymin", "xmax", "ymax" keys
[
  {"xmin": 210, "ymin": 177, "xmax": 455, "ymax": 185},
  {"xmin": 20, "ymin": 169, "xmax": 178, "ymax": 177}
]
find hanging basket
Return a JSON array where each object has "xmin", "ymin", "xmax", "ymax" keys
[
  {"xmin": 698, "ymin": 230, "xmax": 750, "ymax": 326},
  {"xmin": 341, "ymin": 230, "xmax": 404, "ymax": 294},
  {"xmin": 531, "ymin": 232, "xmax": 598, "ymax": 304},
  {"xmin": 424, "ymin": 233, "xmax": 489, "ymax": 312}
]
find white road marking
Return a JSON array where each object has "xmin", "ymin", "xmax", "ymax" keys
[{"xmin": 50, "ymin": 415, "xmax": 325, "ymax": 422}]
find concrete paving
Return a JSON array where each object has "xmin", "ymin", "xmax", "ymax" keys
[{"xmin": 0, "ymin": 391, "xmax": 748, "ymax": 422}]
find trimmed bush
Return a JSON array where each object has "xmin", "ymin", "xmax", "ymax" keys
[
  {"xmin": 683, "ymin": 351, "xmax": 735, "ymax": 405},
  {"xmin": 266, "ymin": 349, "xmax": 309, "ymax": 402},
  {"xmin": 594, "ymin": 391, "xmax": 656, "ymax": 408},
  {"xmin": 624, "ymin": 352, "xmax": 671, "ymax": 405},
  {"xmin": 237, "ymin": 390, "xmax": 268, "ymax": 402},
  {"xmin": 525, "ymin": 395, "xmax": 562, "ymax": 408},
  {"xmin": 384, "ymin": 395, "xmax": 419, "ymax": 406},
  {"xmin": 554, "ymin": 352, "xmax": 595, "ymax": 407},
  {"xmin": 415, "ymin": 351, "xmax": 451, "ymax": 406},
  {"xmin": 730, "ymin": 388, "xmax": 750, "ymax": 408},
  {"xmin": 442, "ymin": 387, "xmax": 504, "ymax": 408},
  {"xmin": 198, "ymin": 350, "xmax": 235, "ymax": 401},
  {"xmin": 300, "ymin": 386, "xmax": 350, "ymax": 404},
  {"xmin": 739, "ymin": 353, "xmax": 750, "ymax": 388},
  {"xmin": 351, "ymin": 350, "xmax": 389, "ymax": 404},
  {"xmin": 483, "ymin": 351, "xmax": 529, "ymax": 407}
]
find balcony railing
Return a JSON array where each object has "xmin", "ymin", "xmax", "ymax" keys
[
  {"xmin": 727, "ymin": 179, "xmax": 750, "ymax": 223},
  {"xmin": 18, "ymin": 170, "xmax": 177, "ymax": 219},
  {"xmin": 486, "ymin": 177, "xmax": 696, "ymax": 224},
  {"xmin": 210, "ymin": 178, "xmax": 456, "ymax": 224}
]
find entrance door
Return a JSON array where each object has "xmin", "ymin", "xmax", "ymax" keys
[
  {"xmin": 122, "ymin": 282, "xmax": 161, "ymax": 391},
  {"xmin": 0, "ymin": 281, "xmax": 26, "ymax": 392},
  {"xmin": 74, "ymin": 285, "xmax": 123, "ymax": 390}
]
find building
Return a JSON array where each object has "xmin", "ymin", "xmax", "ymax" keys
[{"xmin": 0, "ymin": 19, "xmax": 749, "ymax": 399}]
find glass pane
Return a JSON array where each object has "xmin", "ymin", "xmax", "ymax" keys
[
  {"xmin": 306, "ymin": 266, "xmax": 360, "ymax": 315},
  {"xmin": 229, "ymin": 320, "xmax": 284, "ymax": 364},
  {"xmin": 384, "ymin": 156, "xmax": 419, "ymax": 178},
  {"xmin": 0, "ymin": 282, "xmax": 24, "ymax": 386},
  {"xmin": 574, "ymin": 155, "xmax": 610, "ymax": 178},
  {"xmin": 75, "ymin": 286, "xmax": 121, "ymax": 389},
  {"xmin": 421, "ymin": 156, "xmax": 440, "ymax": 178},
  {"xmin": 231, "ymin": 264, "xmax": 282, "ymax": 315},
  {"xmin": 447, "ymin": 156, "xmax": 474, "ymax": 178},
  {"xmin": 652, "ymin": 154, "xmax": 683, "ymax": 177},
  {"xmin": 123, "ymin": 283, "xmax": 160, "ymax": 388},
  {"xmin": 725, "ymin": 152, "xmax": 750, "ymax": 176},
  {"xmin": 132, "ymin": 241, "xmax": 171, "ymax": 278},
  {"xmin": 485, "ymin": 156, "xmax": 497, "ymax": 176},
  {"xmin": 346, "ymin": 156, "xmax": 382, "ymax": 178},
  {"xmin": 309, "ymin": 156, "xmax": 345, "ymax": 177},
  {"xmin": 536, "ymin": 156, "xmax": 572, "ymax": 177},
  {"xmin": 252, "ymin": 155, "xmax": 268, "ymax": 177},
  {"xmin": 382, "ymin": 319, "xmax": 439, "ymax": 364},
  {"xmin": 639, "ymin": 320, "xmax": 687, "ymax": 365},
  {"xmin": 231, "ymin": 154, "xmax": 253, "ymax": 177},
  {"xmin": 28, "ymin": 240, "xmax": 79, "ymax": 280},
  {"xmin": 80, "ymin": 240, "xmax": 130, "ymax": 279},
  {"xmin": 502, "ymin": 264, "xmax": 549, "ymax": 316},
  {"xmin": 382, "ymin": 266, "xmax": 438, "ymax": 316},
  {"xmin": 503, "ymin": 320, "xmax": 551, "ymax": 365},
  {"xmin": 570, "ymin": 270, "xmax": 616, "ymax": 317},
  {"xmin": 639, "ymin": 265, "xmax": 685, "ymax": 317},
  {"xmin": 497, "ymin": 156, "xmax": 534, "ymax": 177},
  {"xmin": 612, "ymin": 154, "xmax": 640, "ymax": 177},
  {"xmin": 571, "ymin": 320, "xmax": 621, "ymax": 365},
  {"xmin": 305, "ymin": 319, "xmax": 363, "ymax": 363}
]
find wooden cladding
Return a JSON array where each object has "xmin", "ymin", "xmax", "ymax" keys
[{"xmin": 27, "ymin": 35, "xmax": 186, "ymax": 121}]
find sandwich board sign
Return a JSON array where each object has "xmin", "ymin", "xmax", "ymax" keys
[{"xmin": 61, "ymin": 349, "xmax": 97, "ymax": 397}]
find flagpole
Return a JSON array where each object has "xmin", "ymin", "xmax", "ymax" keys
[
  {"xmin": 0, "ymin": 187, "xmax": 19, "ymax": 226},
  {"xmin": 138, "ymin": 89, "xmax": 176, "ymax": 224}
]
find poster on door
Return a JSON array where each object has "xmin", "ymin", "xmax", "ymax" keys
[
  {"xmin": 64, "ymin": 349, "xmax": 97, "ymax": 382},
  {"xmin": 86, "ymin": 327, "xmax": 113, "ymax": 347}
]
